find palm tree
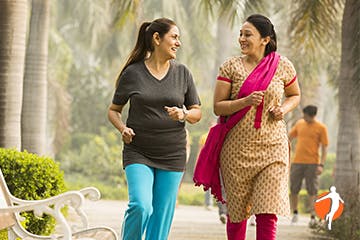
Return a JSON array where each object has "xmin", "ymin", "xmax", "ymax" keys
[
  {"xmin": 288, "ymin": 0, "xmax": 360, "ymax": 201},
  {"xmin": 21, "ymin": 0, "xmax": 51, "ymax": 155},
  {"xmin": 335, "ymin": 0, "xmax": 360, "ymax": 194},
  {"xmin": 47, "ymin": 29, "xmax": 73, "ymax": 155},
  {"xmin": 289, "ymin": 2, "xmax": 360, "ymax": 236},
  {"xmin": 47, "ymin": 0, "xmax": 115, "ymax": 155},
  {"xmin": 0, "ymin": 0, "xmax": 28, "ymax": 150}
]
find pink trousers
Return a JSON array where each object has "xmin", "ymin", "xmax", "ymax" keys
[{"xmin": 226, "ymin": 214, "xmax": 277, "ymax": 240}]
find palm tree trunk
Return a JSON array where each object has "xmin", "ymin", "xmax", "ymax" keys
[
  {"xmin": 21, "ymin": 0, "xmax": 50, "ymax": 155},
  {"xmin": 0, "ymin": 0, "xmax": 28, "ymax": 149},
  {"xmin": 335, "ymin": 0, "xmax": 360, "ymax": 194}
]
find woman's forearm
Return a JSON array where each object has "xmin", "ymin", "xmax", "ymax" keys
[
  {"xmin": 281, "ymin": 95, "xmax": 300, "ymax": 115},
  {"xmin": 186, "ymin": 107, "xmax": 202, "ymax": 124},
  {"xmin": 214, "ymin": 98, "xmax": 249, "ymax": 116},
  {"xmin": 108, "ymin": 108, "xmax": 126, "ymax": 133}
]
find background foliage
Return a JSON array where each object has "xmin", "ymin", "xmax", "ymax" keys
[{"xmin": 0, "ymin": 148, "xmax": 66, "ymax": 235}]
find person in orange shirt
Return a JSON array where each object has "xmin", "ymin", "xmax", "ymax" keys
[{"xmin": 289, "ymin": 105, "xmax": 329, "ymax": 228}]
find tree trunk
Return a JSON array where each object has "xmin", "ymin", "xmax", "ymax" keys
[
  {"xmin": 335, "ymin": 0, "xmax": 360, "ymax": 195},
  {"xmin": 0, "ymin": 0, "xmax": 28, "ymax": 149},
  {"xmin": 21, "ymin": 0, "xmax": 50, "ymax": 155}
]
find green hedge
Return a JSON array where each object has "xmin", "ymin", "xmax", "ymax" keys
[
  {"xmin": 0, "ymin": 231, "xmax": 7, "ymax": 239},
  {"xmin": 0, "ymin": 148, "xmax": 66, "ymax": 236}
]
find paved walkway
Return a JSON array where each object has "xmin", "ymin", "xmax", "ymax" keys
[{"xmin": 80, "ymin": 199, "xmax": 315, "ymax": 240}]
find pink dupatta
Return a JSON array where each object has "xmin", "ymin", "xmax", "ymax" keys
[{"xmin": 193, "ymin": 52, "xmax": 280, "ymax": 202}]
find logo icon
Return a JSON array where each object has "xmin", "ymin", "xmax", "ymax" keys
[{"xmin": 314, "ymin": 186, "xmax": 344, "ymax": 230}]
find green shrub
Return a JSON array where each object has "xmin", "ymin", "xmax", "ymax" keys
[
  {"xmin": 319, "ymin": 153, "xmax": 336, "ymax": 189},
  {"xmin": 177, "ymin": 192, "xmax": 204, "ymax": 206},
  {"xmin": 0, "ymin": 148, "xmax": 66, "ymax": 236},
  {"xmin": 178, "ymin": 182, "xmax": 206, "ymax": 206},
  {"xmin": 297, "ymin": 189, "xmax": 310, "ymax": 213},
  {"xmin": 65, "ymin": 173, "xmax": 128, "ymax": 200},
  {"xmin": 58, "ymin": 127, "xmax": 125, "ymax": 187},
  {"xmin": 0, "ymin": 230, "xmax": 7, "ymax": 239}
]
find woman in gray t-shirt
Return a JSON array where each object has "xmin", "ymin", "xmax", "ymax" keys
[{"xmin": 108, "ymin": 18, "xmax": 201, "ymax": 240}]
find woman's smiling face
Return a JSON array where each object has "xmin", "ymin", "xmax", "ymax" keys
[
  {"xmin": 238, "ymin": 21, "xmax": 267, "ymax": 56},
  {"xmin": 158, "ymin": 25, "xmax": 181, "ymax": 60}
]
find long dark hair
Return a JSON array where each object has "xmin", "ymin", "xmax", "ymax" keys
[
  {"xmin": 116, "ymin": 18, "xmax": 176, "ymax": 86},
  {"xmin": 246, "ymin": 14, "xmax": 277, "ymax": 56}
]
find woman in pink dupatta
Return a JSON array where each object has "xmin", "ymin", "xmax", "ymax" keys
[{"xmin": 212, "ymin": 14, "xmax": 300, "ymax": 240}]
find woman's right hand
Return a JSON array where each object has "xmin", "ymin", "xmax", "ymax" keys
[
  {"xmin": 121, "ymin": 127, "xmax": 135, "ymax": 144},
  {"xmin": 246, "ymin": 91, "xmax": 264, "ymax": 106}
]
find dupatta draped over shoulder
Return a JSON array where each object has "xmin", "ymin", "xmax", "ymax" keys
[{"xmin": 193, "ymin": 52, "xmax": 280, "ymax": 202}]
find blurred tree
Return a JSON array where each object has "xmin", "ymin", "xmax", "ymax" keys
[
  {"xmin": 47, "ymin": 29, "xmax": 73, "ymax": 155},
  {"xmin": 335, "ymin": 0, "xmax": 360, "ymax": 195},
  {"xmin": 22, "ymin": 0, "xmax": 51, "ymax": 155},
  {"xmin": 67, "ymin": 59, "xmax": 113, "ymax": 134},
  {"xmin": 48, "ymin": 0, "xmax": 119, "ymax": 152},
  {"xmin": 285, "ymin": 0, "xmax": 342, "ymax": 145},
  {"xmin": 0, "ymin": 0, "xmax": 28, "ymax": 149},
  {"xmin": 58, "ymin": 127, "xmax": 124, "ymax": 186},
  {"xmin": 54, "ymin": 0, "xmax": 127, "ymax": 136},
  {"xmin": 287, "ymin": 0, "xmax": 360, "ymax": 217},
  {"xmin": 288, "ymin": 0, "xmax": 342, "ymax": 112}
]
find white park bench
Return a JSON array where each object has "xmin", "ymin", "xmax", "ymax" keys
[{"xmin": 0, "ymin": 168, "xmax": 118, "ymax": 239}]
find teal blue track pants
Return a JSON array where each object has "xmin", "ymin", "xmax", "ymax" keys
[{"xmin": 121, "ymin": 164, "xmax": 183, "ymax": 240}]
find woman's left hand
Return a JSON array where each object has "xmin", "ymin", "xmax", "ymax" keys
[
  {"xmin": 268, "ymin": 105, "xmax": 285, "ymax": 121},
  {"xmin": 164, "ymin": 106, "xmax": 184, "ymax": 121}
]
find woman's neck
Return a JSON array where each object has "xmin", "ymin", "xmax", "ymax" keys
[
  {"xmin": 144, "ymin": 54, "xmax": 171, "ymax": 80},
  {"xmin": 242, "ymin": 51, "xmax": 265, "ymax": 73},
  {"xmin": 244, "ymin": 52, "xmax": 264, "ymax": 65},
  {"xmin": 145, "ymin": 54, "xmax": 170, "ymax": 72}
]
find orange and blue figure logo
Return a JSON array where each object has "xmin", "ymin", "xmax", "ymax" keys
[{"xmin": 314, "ymin": 186, "xmax": 345, "ymax": 230}]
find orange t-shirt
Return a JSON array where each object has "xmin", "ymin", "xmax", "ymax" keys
[{"xmin": 289, "ymin": 119, "xmax": 329, "ymax": 164}]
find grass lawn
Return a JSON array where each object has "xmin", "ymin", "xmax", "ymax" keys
[{"xmin": 178, "ymin": 181, "xmax": 205, "ymax": 206}]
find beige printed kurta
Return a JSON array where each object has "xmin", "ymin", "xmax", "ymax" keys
[{"xmin": 218, "ymin": 55, "xmax": 296, "ymax": 222}]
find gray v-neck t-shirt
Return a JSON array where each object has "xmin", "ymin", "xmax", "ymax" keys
[{"xmin": 112, "ymin": 60, "xmax": 201, "ymax": 171}]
